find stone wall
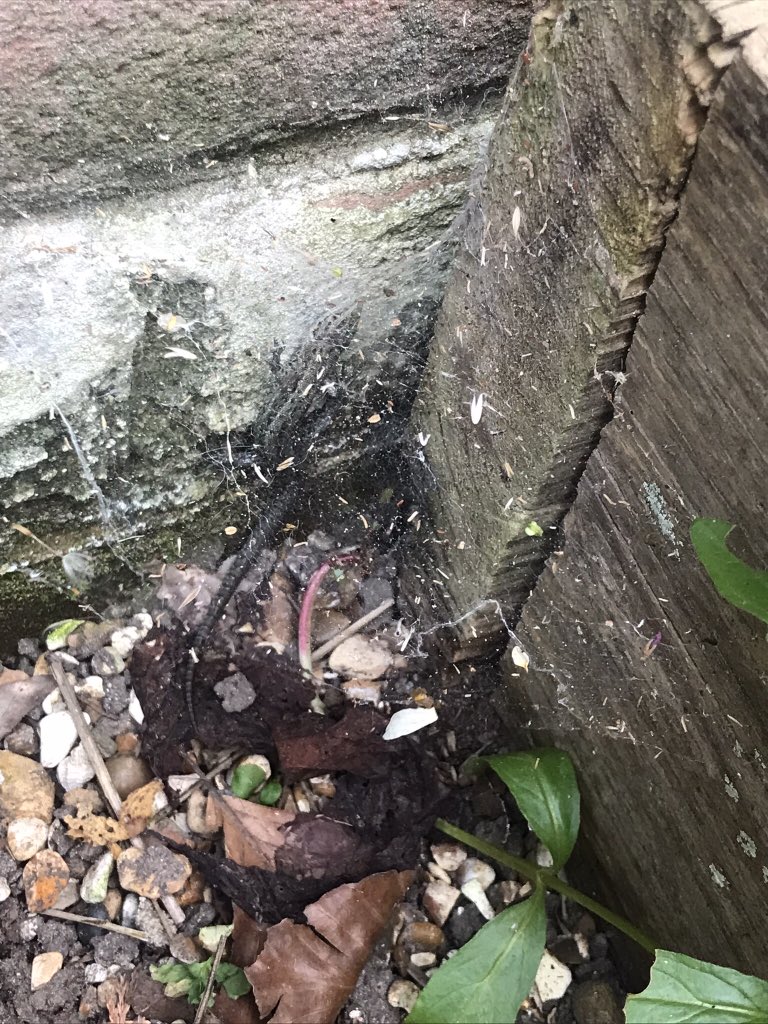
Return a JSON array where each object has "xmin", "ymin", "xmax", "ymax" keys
[{"xmin": 0, "ymin": 0, "xmax": 531, "ymax": 647}]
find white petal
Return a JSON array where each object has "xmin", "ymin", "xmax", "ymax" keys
[{"xmin": 383, "ymin": 706, "xmax": 438, "ymax": 741}]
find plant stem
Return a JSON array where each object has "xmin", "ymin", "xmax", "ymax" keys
[{"xmin": 436, "ymin": 819, "xmax": 656, "ymax": 955}]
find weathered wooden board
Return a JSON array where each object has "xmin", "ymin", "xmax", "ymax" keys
[
  {"xmin": 497, "ymin": 20, "xmax": 768, "ymax": 971},
  {"xmin": 403, "ymin": 0, "xmax": 734, "ymax": 658}
]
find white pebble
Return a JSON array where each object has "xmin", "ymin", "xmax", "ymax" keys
[
  {"xmin": 6, "ymin": 818, "xmax": 48, "ymax": 861},
  {"xmin": 31, "ymin": 952, "xmax": 63, "ymax": 991},
  {"xmin": 533, "ymin": 950, "xmax": 572, "ymax": 1004},
  {"xmin": 456, "ymin": 857, "xmax": 495, "ymax": 891},
  {"xmin": 0, "ymin": 878, "xmax": 10, "ymax": 902},
  {"xmin": 431, "ymin": 843, "xmax": 467, "ymax": 873},
  {"xmin": 84, "ymin": 963, "xmax": 108, "ymax": 985},
  {"xmin": 57, "ymin": 743, "xmax": 96, "ymax": 790},
  {"xmin": 460, "ymin": 878, "xmax": 495, "ymax": 920},
  {"xmin": 128, "ymin": 690, "xmax": 144, "ymax": 724},
  {"xmin": 110, "ymin": 626, "xmax": 142, "ymax": 658},
  {"xmin": 39, "ymin": 711, "xmax": 79, "ymax": 768}
]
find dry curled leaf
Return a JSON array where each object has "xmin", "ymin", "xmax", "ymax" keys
[
  {"xmin": 63, "ymin": 812, "xmax": 130, "ymax": 855},
  {"xmin": 119, "ymin": 779, "xmax": 164, "ymax": 838},
  {"xmin": 246, "ymin": 869, "xmax": 412, "ymax": 1024}
]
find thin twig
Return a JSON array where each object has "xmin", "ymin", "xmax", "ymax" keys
[
  {"xmin": 48, "ymin": 657, "xmax": 123, "ymax": 818},
  {"xmin": 311, "ymin": 598, "xmax": 395, "ymax": 662},
  {"xmin": 41, "ymin": 908, "xmax": 150, "ymax": 942},
  {"xmin": 194, "ymin": 934, "xmax": 228, "ymax": 1024},
  {"xmin": 47, "ymin": 655, "xmax": 186, "ymax": 929}
]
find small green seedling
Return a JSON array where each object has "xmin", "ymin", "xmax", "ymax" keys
[
  {"xmin": 150, "ymin": 958, "xmax": 250, "ymax": 1007},
  {"xmin": 407, "ymin": 748, "xmax": 768, "ymax": 1024}
]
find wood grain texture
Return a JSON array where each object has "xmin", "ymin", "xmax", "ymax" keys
[
  {"xmin": 403, "ymin": 0, "xmax": 733, "ymax": 657},
  {"xmin": 496, "ymin": 19, "xmax": 768, "ymax": 970}
]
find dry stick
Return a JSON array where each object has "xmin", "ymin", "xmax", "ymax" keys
[
  {"xmin": 47, "ymin": 656, "xmax": 186, "ymax": 929},
  {"xmin": 193, "ymin": 933, "xmax": 228, "ymax": 1024},
  {"xmin": 41, "ymin": 908, "xmax": 150, "ymax": 942},
  {"xmin": 311, "ymin": 597, "xmax": 395, "ymax": 662}
]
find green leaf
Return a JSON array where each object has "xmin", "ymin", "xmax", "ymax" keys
[
  {"xmin": 485, "ymin": 749, "xmax": 579, "ymax": 871},
  {"xmin": 231, "ymin": 763, "xmax": 266, "ymax": 799},
  {"xmin": 44, "ymin": 618, "xmax": 84, "ymax": 649},
  {"xmin": 524, "ymin": 520, "xmax": 544, "ymax": 537},
  {"xmin": 626, "ymin": 950, "xmax": 768, "ymax": 1023},
  {"xmin": 198, "ymin": 923, "xmax": 233, "ymax": 952},
  {"xmin": 690, "ymin": 519, "xmax": 768, "ymax": 625},
  {"xmin": 407, "ymin": 886, "xmax": 546, "ymax": 1024},
  {"xmin": 150, "ymin": 962, "xmax": 192, "ymax": 987},
  {"xmin": 217, "ymin": 962, "xmax": 251, "ymax": 999},
  {"xmin": 258, "ymin": 780, "xmax": 282, "ymax": 805}
]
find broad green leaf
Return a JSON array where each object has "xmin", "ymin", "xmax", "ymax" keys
[
  {"xmin": 525, "ymin": 520, "xmax": 544, "ymax": 537},
  {"xmin": 626, "ymin": 950, "xmax": 768, "ymax": 1023},
  {"xmin": 485, "ymin": 749, "xmax": 579, "ymax": 870},
  {"xmin": 217, "ymin": 962, "xmax": 251, "ymax": 999},
  {"xmin": 690, "ymin": 519, "xmax": 768, "ymax": 625},
  {"xmin": 407, "ymin": 886, "xmax": 546, "ymax": 1024},
  {"xmin": 231, "ymin": 763, "xmax": 266, "ymax": 799}
]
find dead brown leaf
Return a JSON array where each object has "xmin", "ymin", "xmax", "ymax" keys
[
  {"xmin": 0, "ymin": 669, "xmax": 55, "ymax": 740},
  {"xmin": 246, "ymin": 869, "xmax": 412, "ymax": 1024},
  {"xmin": 215, "ymin": 794, "xmax": 294, "ymax": 870}
]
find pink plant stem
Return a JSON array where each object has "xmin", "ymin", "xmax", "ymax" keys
[{"xmin": 297, "ymin": 555, "xmax": 357, "ymax": 675}]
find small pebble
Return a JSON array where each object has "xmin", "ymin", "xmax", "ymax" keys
[
  {"xmin": 130, "ymin": 612, "xmax": 154, "ymax": 634},
  {"xmin": 30, "ymin": 951, "xmax": 63, "ymax": 990},
  {"xmin": 102, "ymin": 676, "xmax": 130, "ymax": 716},
  {"xmin": 387, "ymin": 978, "xmax": 419, "ymax": 1012},
  {"xmin": 117, "ymin": 845, "xmax": 191, "ymax": 899},
  {"xmin": 431, "ymin": 843, "xmax": 467, "ymax": 873},
  {"xmin": 109, "ymin": 627, "xmax": 142, "ymax": 659},
  {"xmin": 456, "ymin": 857, "xmax": 495, "ymax": 891},
  {"xmin": 6, "ymin": 818, "xmax": 48, "ymax": 861},
  {"xmin": 534, "ymin": 949, "xmax": 572, "ymax": 1004},
  {"xmin": 53, "ymin": 879, "xmax": 79, "ymax": 910},
  {"xmin": 128, "ymin": 691, "xmax": 144, "ymax": 724},
  {"xmin": 186, "ymin": 789, "xmax": 217, "ymax": 837},
  {"xmin": 57, "ymin": 743, "xmax": 96, "ymax": 790},
  {"xmin": 410, "ymin": 951, "xmax": 436, "ymax": 967},
  {"xmin": 105, "ymin": 753, "xmax": 153, "ymax": 799},
  {"xmin": 134, "ymin": 896, "xmax": 168, "ymax": 946},
  {"xmin": 103, "ymin": 889, "xmax": 122, "ymax": 921},
  {"xmin": 4, "ymin": 723, "xmax": 38, "ymax": 757},
  {"xmin": 571, "ymin": 979, "xmax": 624, "ymax": 1024},
  {"xmin": 91, "ymin": 647, "xmax": 125, "ymax": 676},
  {"xmin": 23, "ymin": 849, "xmax": 70, "ymax": 911},
  {"xmin": 427, "ymin": 861, "xmax": 452, "ymax": 884},
  {"xmin": 393, "ymin": 921, "xmax": 444, "ymax": 976},
  {"xmin": 461, "ymin": 878, "xmax": 495, "ymax": 920},
  {"xmin": 341, "ymin": 679, "xmax": 382, "ymax": 704},
  {"xmin": 308, "ymin": 775, "xmax": 335, "ymax": 799},
  {"xmin": 536, "ymin": 844, "xmax": 555, "ymax": 868},
  {"xmin": 214, "ymin": 672, "xmax": 256, "ymax": 713},
  {"xmin": 84, "ymin": 963, "xmax": 108, "ymax": 985},
  {"xmin": 80, "ymin": 852, "xmax": 114, "ymax": 904},
  {"xmin": 0, "ymin": 751, "xmax": 55, "ymax": 823},
  {"xmin": 121, "ymin": 893, "xmax": 140, "ymax": 929},
  {"xmin": 20, "ymin": 916, "xmax": 39, "ymax": 941},
  {"xmin": 422, "ymin": 880, "xmax": 460, "ymax": 926},
  {"xmin": 328, "ymin": 635, "xmax": 393, "ymax": 679},
  {"xmin": 39, "ymin": 711, "xmax": 79, "ymax": 768},
  {"xmin": 0, "ymin": 877, "xmax": 11, "ymax": 902}
]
